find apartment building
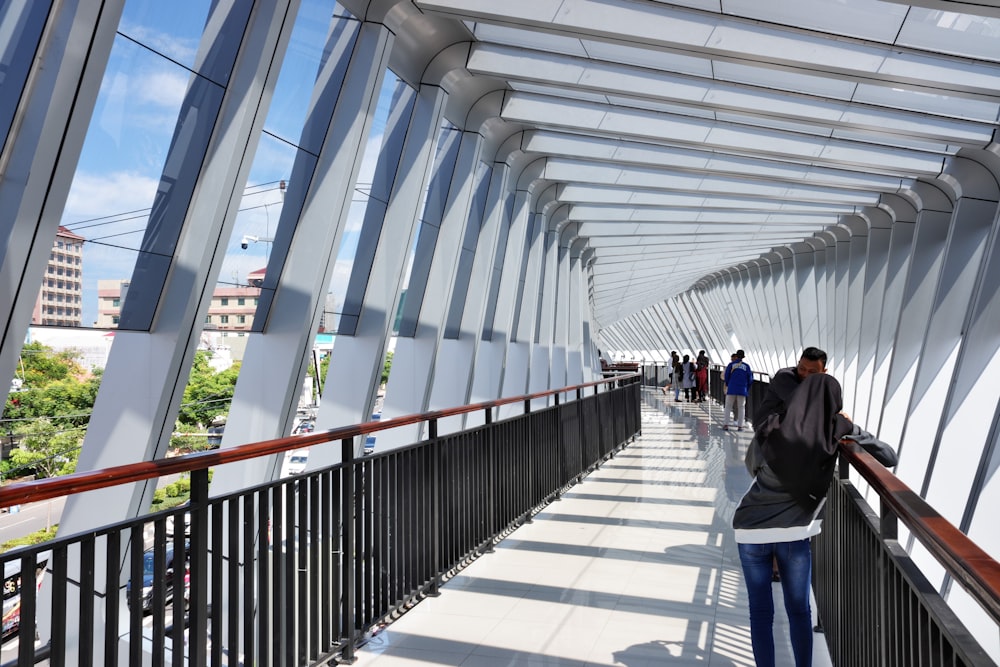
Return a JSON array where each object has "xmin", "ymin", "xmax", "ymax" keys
[
  {"xmin": 97, "ymin": 268, "xmax": 265, "ymax": 330},
  {"xmin": 32, "ymin": 226, "xmax": 85, "ymax": 327}
]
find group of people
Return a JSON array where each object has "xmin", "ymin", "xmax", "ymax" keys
[
  {"xmin": 660, "ymin": 348, "xmax": 753, "ymax": 432},
  {"xmin": 661, "ymin": 350, "xmax": 710, "ymax": 402}
]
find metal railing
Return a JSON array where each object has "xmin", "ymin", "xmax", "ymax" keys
[
  {"xmin": 641, "ymin": 361, "xmax": 999, "ymax": 665},
  {"xmin": 814, "ymin": 444, "xmax": 1000, "ymax": 666},
  {"xmin": 0, "ymin": 375, "xmax": 641, "ymax": 666}
]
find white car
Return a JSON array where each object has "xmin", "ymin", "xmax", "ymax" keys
[{"xmin": 282, "ymin": 449, "xmax": 309, "ymax": 476}]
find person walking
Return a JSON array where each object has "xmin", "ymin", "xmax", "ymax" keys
[
  {"xmin": 670, "ymin": 351, "xmax": 684, "ymax": 401},
  {"xmin": 732, "ymin": 373, "xmax": 897, "ymax": 667},
  {"xmin": 695, "ymin": 350, "xmax": 710, "ymax": 402},
  {"xmin": 680, "ymin": 354, "xmax": 697, "ymax": 401},
  {"xmin": 723, "ymin": 350, "xmax": 752, "ymax": 430}
]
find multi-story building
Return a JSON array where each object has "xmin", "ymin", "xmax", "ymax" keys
[
  {"xmin": 97, "ymin": 268, "xmax": 265, "ymax": 331},
  {"xmin": 32, "ymin": 226, "xmax": 85, "ymax": 327}
]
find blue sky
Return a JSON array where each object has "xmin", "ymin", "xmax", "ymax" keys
[{"xmin": 60, "ymin": 0, "xmax": 394, "ymax": 327}]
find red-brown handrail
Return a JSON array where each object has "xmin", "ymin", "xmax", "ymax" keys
[
  {"xmin": 0, "ymin": 373, "xmax": 639, "ymax": 508},
  {"xmin": 840, "ymin": 441, "xmax": 1000, "ymax": 625}
]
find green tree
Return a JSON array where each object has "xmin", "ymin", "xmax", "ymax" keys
[
  {"xmin": 3, "ymin": 343, "xmax": 99, "ymax": 479},
  {"xmin": 176, "ymin": 351, "xmax": 240, "ymax": 428},
  {"xmin": 10, "ymin": 417, "xmax": 82, "ymax": 479},
  {"xmin": 381, "ymin": 350, "xmax": 393, "ymax": 386}
]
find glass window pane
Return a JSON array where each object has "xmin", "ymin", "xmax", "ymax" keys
[
  {"xmin": 897, "ymin": 9, "xmax": 1000, "ymax": 63},
  {"xmin": 264, "ymin": 0, "xmax": 342, "ymax": 145},
  {"xmin": 61, "ymin": 34, "xmax": 192, "ymax": 329},
  {"xmin": 722, "ymin": 0, "xmax": 908, "ymax": 43},
  {"xmin": 118, "ymin": 0, "xmax": 211, "ymax": 73},
  {"xmin": 0, "ymin": 1, "xmax": 49, "ymax": 150}
]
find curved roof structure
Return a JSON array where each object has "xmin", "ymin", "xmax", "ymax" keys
[{"xmin": 338, "ymin": 0, "xmax": 1000, "ymax": 327}]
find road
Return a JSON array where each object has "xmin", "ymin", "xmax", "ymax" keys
[{"xmin": 0, "ymin": 498, "xmax": 65, "ymax": 545}]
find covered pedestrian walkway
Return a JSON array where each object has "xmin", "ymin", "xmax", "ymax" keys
[{"xmin": 353, "ymin": 391, "xmax": 828, "ymax": 667}]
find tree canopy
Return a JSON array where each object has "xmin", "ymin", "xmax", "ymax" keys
[
  {"xmin": 3, "ymin": 342, "xmax": 99, "ymax": 479},
  {"xmin": 176, "ymin": 350, "xmax": 240, "ymax": 428}
]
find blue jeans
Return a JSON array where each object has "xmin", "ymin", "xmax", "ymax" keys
[{"xmin": 737, "ymin": 539, "xmax": 813, "ymax": 667}]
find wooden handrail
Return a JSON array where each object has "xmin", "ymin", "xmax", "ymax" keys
[
  {"xmin": 0, "ymin": 373, "xmax": 639, "ymax": 508},
  {"xmin": 839, "ymin": 441, "xmax": 1000, "ymax": 625}
]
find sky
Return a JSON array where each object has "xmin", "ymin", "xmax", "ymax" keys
[{"xmin": 59, "ymin": 0, "xmax": 395, "ymax": 327}]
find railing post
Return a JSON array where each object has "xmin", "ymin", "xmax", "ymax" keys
[
  {"xmin": 428, "ymin": 419, "xmax": 441, "ymax": 597},
  {"xmin": 484, "ymin": 406, "xmax": 496, "ymax": 553},
  {"xmin": 555, "ymin": 393, "xmax": 565, "ymax": 493},
  {"xmin": 523, "ymin": 398, "xmax": 533, "ymax": 524},
  {"xmin": 340, "ymin": 438, "xmax": 358, "ymax": 664},
  {"xmin": 189, "ymin": 467, "xmax": 210, "ymax": 666}
]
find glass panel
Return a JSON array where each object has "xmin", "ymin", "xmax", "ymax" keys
[
  {"xmin": 0, "ymin": 1, "xmax": 50, "ymax": 151},
  {"xmin": 471, "ymin": 22, "xmax": 589, "ymax": 58},
  {"xmin": 215, "ymin": 133, "xmax": 297, "ymax": 334},
  {"xmin": 852, "ymin": 83, "xmax": 999, "ymax": 123},
  {"xmin": 117, "ymin": 0, "xmax": 212, "ymax": 74},
  {"xmin": 581, "ymin": 40, "xmax": 714, "ymax": 77},
  {"xmin": 897, "ymin": 9, "xmax": 1000, "ymax": 63},
  {"xmin": 506, "ymin": 81, "xmax": 611, "ymax": 104},
  {"xmin": 878, "ymin": 51, "xmax": 1000, "ymax": 93},
  {"xmin": 713, "ymin": 61, "xmax": 857, "ymax": 100},
  {"xmin": 61, "ymin": 34, "xmax": 191, "ymax": 330},
  {"xmin": 830, "ymin": 128, "xmax": 954, "ymax": 155},
  {"xmin": 605, "ymin": 96, "xmax": 716, "ymax": 119},
  {"xmin": 722, "ymin": 0, "xmax": 908, "ymax": 43},
  {"xmin": 322, "ymin": 72, "xmax": 401, "ymax": 334},
  {"xmin": 714, "ymin": 112, "xmax": 832, "ymax": 137},
  {"xmin": 264, "ymin": 0, "xmax": 343, "ymax": 145},
  {"xmin": 709, "ymin": 23, "xmax": 887, "ymax": 73}
]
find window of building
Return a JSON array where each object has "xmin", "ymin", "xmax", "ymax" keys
[
  {"xmin": 221, "ymin": 298, "xmax": 229, "ymax": 306},
  {"xmin": 112, "ymin": 298, "xmax": 120, "ymax": 307},
  {"xmin": 237, "ymin": 297, "xmax": 245, "ymax": 306},
  {"xmin": 112, "ymin": 316, "xmax": 120, "ymax": 324},
  {"xmin": 254, "ymin": 298, "xmax": 259, "ymax": 305},
  {"xmin": 220, "ymin": 315, "xmax": 229, "ymax": 323},
  {"xmin": 238, "ymin": 315, "xmax": 246, "ymax": 323},
  {"xmin": 205, "ymin": 315, "xmax": 212, "ymax": 323}
]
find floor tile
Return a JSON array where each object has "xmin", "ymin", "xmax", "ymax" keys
[{"xmin": 352, "ymin": 391, "xmax": 833, "ymax": 667}]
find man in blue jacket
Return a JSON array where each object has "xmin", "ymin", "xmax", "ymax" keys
[{"xmin": 723, "ymin": 350, "xmax": 753, "ymax": 431}]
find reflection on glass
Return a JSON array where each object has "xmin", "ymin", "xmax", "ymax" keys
[
  {"xmin": 60, "ymin": 34, "xmax": 190, "ymax": 330},
  {"xmin": 118, "ymin": 0, "xmax": 211, "ymax": 73},
  {"xmin": 264, "ymin": 0, "xmax": 342, "ymax": 145},
  {"xmin": 0, "ymin": 2, "xmax": 49, "ymax": 150},
  {"xmin": 322, "ymin": 73, "xmax": 400, "ymax": 334}
]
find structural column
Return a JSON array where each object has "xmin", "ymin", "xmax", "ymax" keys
[{"xmin": 0, "ymin": 0, "xmax": 126, "ymax": 402}]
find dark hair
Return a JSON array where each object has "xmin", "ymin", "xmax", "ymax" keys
[{"xmin": 801, "ymin": 347, "xmax": 827, "ymax": 366}]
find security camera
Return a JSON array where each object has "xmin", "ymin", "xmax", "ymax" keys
[{"xmin": 241, "ymin": 241, "xmax": 248, "ymax": 250}]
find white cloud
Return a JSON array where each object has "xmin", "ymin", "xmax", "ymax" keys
[
  {"xmin": 63, "ymin": 171, "xmax": 159, "ymax": 222},
  {"xmin": 135, "ymin": 69, "xmax": 190, "ymax": 110}
]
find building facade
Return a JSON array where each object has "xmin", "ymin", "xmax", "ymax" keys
[
  {"xmin": 97, "ymin": 269, "xmax": 264, "ymax": 331},
  {"xmin": 31, "ymin": 226, "xmax": 84, "ymax": 327}
]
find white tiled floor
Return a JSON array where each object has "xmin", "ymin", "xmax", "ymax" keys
[{"xmin": 353, "ymin": 389, "xmax": 834, "ymax": 666}]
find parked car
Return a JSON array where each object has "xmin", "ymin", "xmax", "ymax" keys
[
  {"xmin": 363, "ymin": 413, "xmax": 380, "ymax": 455},
  {"xmin": 165, "ymin": 504, "xmax": 191, "ymax": 538},
  {"xmin": 2, "ymin": 553, "xmax": 48, "ymax": 641},
  {"xmin": 283, "ymin": 449, "xmax": 310, "ymax": 476},
  {"xmin": 126, "ymin": 542, "xmax": 190, "ymax": 612}
]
